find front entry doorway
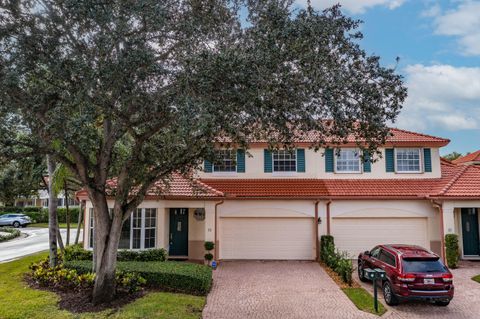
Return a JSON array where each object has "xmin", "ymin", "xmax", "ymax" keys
[
  {"xmin": 461, "ymin": 208, "xmax": 480, "ymax": 256},
  {"xmin": 169, "ymin": 208, "xmax": 189, "ymax": 256}
]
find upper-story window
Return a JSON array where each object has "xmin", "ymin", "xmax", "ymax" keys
[
  {"xmin": 213, "ymin": 149, "xmax": 236, "ymax": 172},
  {"xmin": 273, "ymin": 150, "xmax": 296, "ymax": 172},
  {"xmin": 336, "ymin": 149, "xmax": 361, "ymax": 173},
  {"xmin": 396, "ymin": 148, "xmax": 421, "ymax": 173}
]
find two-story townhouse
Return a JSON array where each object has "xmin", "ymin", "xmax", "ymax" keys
[{"xmin": 77, "ymin": 128, "xmax": 480, "ymax": 262}]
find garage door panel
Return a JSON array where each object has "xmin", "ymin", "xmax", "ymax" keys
[
  {"xmin": 220, "ymin": 218, "xmax": 314, "ymax": 260},
  {"xmin": 333, "ymin": 218, "xmax": 428, "ymax": 258}
]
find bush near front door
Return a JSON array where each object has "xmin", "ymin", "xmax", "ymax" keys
[{"xmin": 445, "ymin": 234, "xmax": 459, "ymax": 269}]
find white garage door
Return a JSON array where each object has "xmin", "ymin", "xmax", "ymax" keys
[
  {"xmin": 332, "ymin": 218, "xmax": 428, "ymax": 258},
  {"xmin": 220, "ymin": 218, "xmax": 314, "ymax": 260}
]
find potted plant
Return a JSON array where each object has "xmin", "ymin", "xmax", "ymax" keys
[{"xmin": 204, "ymin": 241, "xmax": 215, "ymax": 265}]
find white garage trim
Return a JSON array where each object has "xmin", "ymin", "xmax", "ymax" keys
[
  {"xmin": 332, "ymin": 217, "xmax": 429, "ymax": 258},
  {"xmin": 219, "ymin": 217, "xmax": 314, "ymax": 260}
]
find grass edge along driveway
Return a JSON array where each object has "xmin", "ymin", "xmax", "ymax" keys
[{"xmin": 0, "ymin": 252, "xmax": 205, "ymax": 319}]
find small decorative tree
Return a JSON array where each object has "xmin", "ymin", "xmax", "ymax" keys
[{"xmin": 204, "ymin": 241, "xmax": 215, "ymax": 265}]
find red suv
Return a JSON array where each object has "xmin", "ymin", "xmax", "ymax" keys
[{"xmin": 358, "ymin": 244, "xmax": 454, "ymax": 306}]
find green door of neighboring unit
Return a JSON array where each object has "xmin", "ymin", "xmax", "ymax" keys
[
  {"xmin": 461, "ymin": 208, "xmax": 480, "ymax": 256},
  {"xmin": 169, "ymin": 208, "xmax": 189, "ymax": 256}
]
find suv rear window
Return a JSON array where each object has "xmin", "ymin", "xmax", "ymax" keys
[{"xmin": 402, "ymin": 259, "xmax": 448, "ymax": 273}]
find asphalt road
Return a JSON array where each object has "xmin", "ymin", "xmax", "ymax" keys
[{"xmin": 0, "ymin": 227, "xmax": 82, "ymax": 263}]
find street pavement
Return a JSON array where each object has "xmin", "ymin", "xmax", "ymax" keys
[{"xmin": 0, "ymin": 227, "xmax": 82, "ymax": 262}]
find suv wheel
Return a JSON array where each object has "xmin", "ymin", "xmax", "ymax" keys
[
  {"xmin": 383, "ymin": 281, "xmax": 399, "ymax": 306},
  {"xmin": 12, "ymin": 221, "xmax": 20, "ymax": 228},
  {"xmin": 357, "ymin": 262, "xmax": 368, "ymax": 282}
]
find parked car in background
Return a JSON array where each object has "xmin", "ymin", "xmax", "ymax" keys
[
  {"xmin": 358, "ymin": 244, "xmax": 454, "ymax": 306},
  {"xmin": 0, "ymin": 214, "xmax": 32, "ymax": 228}
]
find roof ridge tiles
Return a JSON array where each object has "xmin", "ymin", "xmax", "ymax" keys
[{"xmin": 437, "ymin": 165, "xmax": 470, "ymax": 196}]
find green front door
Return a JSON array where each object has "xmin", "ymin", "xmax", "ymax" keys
[
  {"xmin": 169, "ymin": 208, "xmax": 189, "ymax": 256},
  {"xmin": 461, "ymin": 208, "xmax": 480, "ymax": 256}
]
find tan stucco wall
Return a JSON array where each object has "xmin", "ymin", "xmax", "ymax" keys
[
  {"xmin": 83, "ymin": 199, "xmax": 217, "ymax": 261},
  {"xmin": 83, "ymin": 198, "xmax": 444, "ymax": 259},
  {"xmin": 197, "ymin": 146, "xmax": 442, "ymax": 179}
]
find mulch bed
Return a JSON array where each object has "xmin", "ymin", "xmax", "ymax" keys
[
  {"xmin": 25, "ymin": 275, "xmax": 145, "ymax": 313},
  {"xmin": 319, "ymin": 261, "xmax": 361, "ymax": 289}
]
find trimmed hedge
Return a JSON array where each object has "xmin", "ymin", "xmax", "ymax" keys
[
  {"xmin": 0, "ymin": 207, "xmax": 80, "ymax": 223},
  {"xmin": 63, "ymin": 244, "xmax": 168, "ymax": 262},
  {"xmin": 65, "ymin": 260, "xmax": 212, "ymax": 295},
  {"xmin": 445, "ymin": 234, "xmax": 459, "ymax": 269},
  {"xmin": 0, "ymin": 227, "xmax": 21, "ymax": 242}
]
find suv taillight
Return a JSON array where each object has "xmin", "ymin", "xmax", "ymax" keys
[
  {"xmin": 397, "ymin": 273, "xmax": 416, "ymax": 282},
  {"xmin": 442, "ymin": 273, "xmax": 453, "ymax": 283}
]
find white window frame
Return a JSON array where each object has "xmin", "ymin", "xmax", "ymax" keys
[
  {"xmin": 213, "ymin": 149, "xmax": 237, "ymax": 173},
  {"xmin": 395, "ymin": 148, "xmax": 423, "ymax": 173},
  {"xmin": 272, "ymin": 149, "xmax": 297, "ymax": 173},
  {"xmin": 334, "ymin": 148, "xmax": 362, "ymax": 173},
  {"xmin": 89, "ymin": 208, "xmax": 157, "ymax": 250}
]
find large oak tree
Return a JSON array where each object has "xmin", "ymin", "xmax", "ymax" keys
[{"xmin": 0, "ymin": 0, "xmax": 406, "ymax": 303}]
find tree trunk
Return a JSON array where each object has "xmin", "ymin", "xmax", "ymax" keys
[
  {"xmin": 64, "ymin": 181, "xmax": 70, "ymax": 246},
  {"xmin": 74, "ymin": 200, "xmax": 84, "ymax": 245},
  {"xmin": 90, "ymin": 195, "xmax": 124, "ymax": 305},
  {"xmin": 47, "ymin": 156, "xmax": 58, "ymax": 267},
  {"xmin": 57, "ymin": 226, "xmax": 65, "ymax": 252}
]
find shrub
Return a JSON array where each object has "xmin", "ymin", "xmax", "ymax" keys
[
  {"xmin": 64, "ymin": 245, "xmax": 167, "ymax": 262},
  {"xmin": 320, "ymin": 235, "xmax": 334, "ymax": 262},
  {"xmin": 63, "ymin": 244, "xmax": 93, "ymax": 261},
  {"xmin": 334, "ymin": 252, "xmax": 353, "ymax": 285},
  {"xmin": 29, "ymin": 257, "xmax": 145, "ymax": 292},
  {"xmin": 0, "ymin": 227, "xmax": 21, "ymax": 242},
  {"xmin": 320, "ymin": 235, "xmax": 353, "ymax": 286},
  {"xmin": 445, "ymin": 234, "xmax": 459, "ymax": 269},
  {"xmin": 204, "ymin": 253, "xmax": 213, "ymax": 261},
  {"xmin": 0, "ymin": 207, "xmax": 80, "ymax": 223},
  {"xmin": 66, "ymin": 260, "xmax": 212, "ymax": 295},
  {"xmin": 204, "ymin": 241, "xmax": 214, "ymax": 251}
]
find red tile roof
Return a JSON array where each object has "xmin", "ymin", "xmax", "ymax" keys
[
  {"xmin": 76, "ymin": 173, "xmax": 224, "ymax": 200},
  {"xmin": 452, "ymin": 150, "xmax": 480, "ymax": 164},
  {"xmin": 201, "ymin": 161, "xmax": 480, "ymax": 199},
  {"xmin": 217, "ymin": 127, "xmax": 450, "ymax": 147}
]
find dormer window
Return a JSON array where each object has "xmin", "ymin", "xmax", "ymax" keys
[
  {"xmin": 213, "ymin": 149, "xmax": 236, "ymax": 172},
  {"xmin": 335, "ymin": 149, "xmax": 361, "ymax": 173},
  {"xmin": 395, "ymin": 148, "xmax": 421, "ymax": 173},
  {"xmin": 273, "ymin": 150, "xmax": 296, "ymax": 172}
]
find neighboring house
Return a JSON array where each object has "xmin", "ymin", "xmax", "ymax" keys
[
  {"xmin": 77, "ymin": 128, "xmax": 480, "ymax": 262},
  {"xmin": 14, "ymin": 190, "xmax": 79, "ymax": 208},
  {"xmin": 452, "ymin": 150, "xmax": 480, "ymax": 166}
]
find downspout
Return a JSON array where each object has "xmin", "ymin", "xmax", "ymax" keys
[
  {"xmin": 431, "ymin": 199, "xmax": 446, "ymax": 263},
  {"xmin": 314, "ymin": 200, "xmax": 320, "ymax": 261},
  {"xmin": 214, "ymin": 200, "xmax": 224, "ymax": 261},
  {"xmin": 326, "ymin": 199, "xmax": 332, "ymax": 236}
]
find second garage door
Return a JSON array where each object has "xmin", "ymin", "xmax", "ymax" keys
[
  {"xmin": 220, "ymin": 217, "xmax": 314, "ymax": 260},
  {"xmin": 332, "ymin": 217, "xmax": 428, "ymax": 258}
]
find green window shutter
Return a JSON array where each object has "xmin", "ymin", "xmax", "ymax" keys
[
  {"xmin": 297, "ymin": 149, "xmax": 305, "ymax": 172},
  {"xmin": 325, "ymin": 148, "xmax": 334, "ymax": 172},
  {"xmin": 264, "ymin": 149, "xmax": 272, "ymax": 173},
  {"xmin": 236, "ymin": 149, "xmax": 245, "ymax": 173},
  {"xmin": 385, "ymin": 148, "xmax": 395, "ymax": 172},
  {"xmin": 424, "ymin": 148, "xmax": 432, "ymax": 172},
  {"xmin": 204, "ymin": 159, "xmax": 213, "ymax": 173},
  {"xmin": 363, "ymin": 150, "xmax": 371, "ymax": 173}
]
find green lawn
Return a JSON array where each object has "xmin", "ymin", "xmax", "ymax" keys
[
  {"xmin": 30, "ymin": 223, "xmax": 79, "ymax": 229},
  {"xmin": 472, "ymin": 274, "xmax": 480, "ymax": 283},
  {"xmin": 342, "ymin": 288, "xmax": 387, "ymax": 316},
  {"xmin": 0, "ymin": 253, "xmax": 205, "ymax": 319}
]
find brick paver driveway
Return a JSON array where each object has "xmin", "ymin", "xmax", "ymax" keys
[
  {"xmin": 356, "ymin": 261, "xmax": 480, "ymax": 319},
  {"xmin": 203, "ymin": 261, "xmax": 376, "ymax": 319}
]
